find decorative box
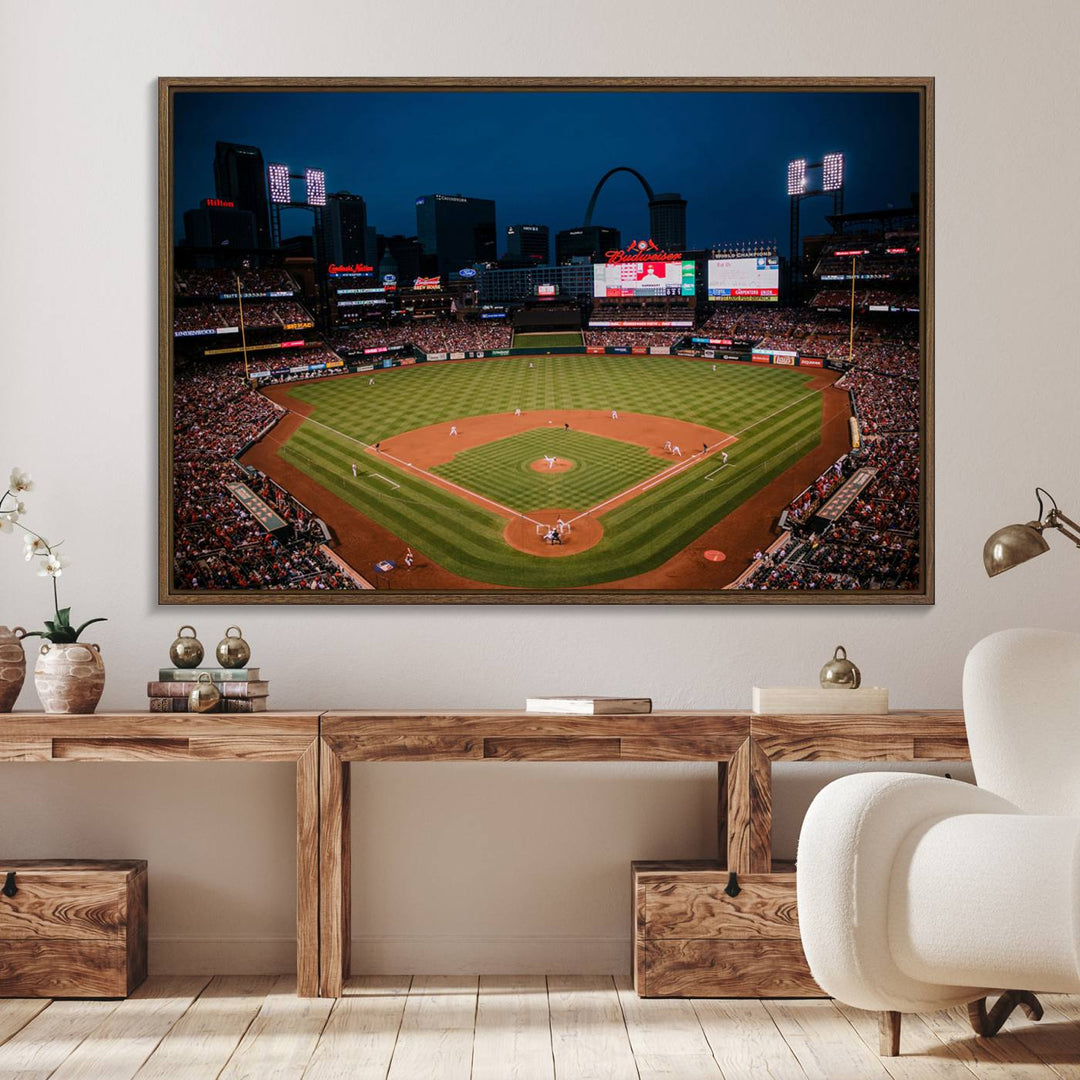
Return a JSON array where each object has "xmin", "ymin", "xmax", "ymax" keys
[
  {"xmin": 0, "ymin": 859, "xmax": 148, "ymax": 997},
  {"xmin": 632, "ymin": 860, "xmax": 822, "ymax": 998}
]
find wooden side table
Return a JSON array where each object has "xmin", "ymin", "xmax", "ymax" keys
[{"xmin": 0, "ymin": 712, "xmax": 322, "ymax": 997}]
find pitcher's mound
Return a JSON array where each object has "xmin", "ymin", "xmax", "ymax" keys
[
  {"xmin": 503, "ymin": 508, "xmax": 603, "ymax": 556},
  {"xmin": 529, "ymin": 457, "xmax": 574, "ymax": 473}
]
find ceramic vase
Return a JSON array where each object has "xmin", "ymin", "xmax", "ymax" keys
[
  {"xmin": 34, "ymin": 642, "xmax": 106, "ymax": 714},
  {"xmin": 0, "ymin": 626, "xmax": 27, "ymax": 712}
]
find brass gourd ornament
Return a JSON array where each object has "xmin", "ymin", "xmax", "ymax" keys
[
  {"xmin": 187, "ymin": 672, "xmax": 221, "ymax": 713},
  {"xmin": 215, "ymin": 626, "xmax": 251, "ymax": 669},
  {"xmin": 169, "ymin": 625, "xmax": 204, "ymax": 669},
  {"xmin": 820, "ymin": 645, "xmax": 861, "ymax": 689}
]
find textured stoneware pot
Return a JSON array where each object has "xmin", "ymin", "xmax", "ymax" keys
[
  {"xmin": 0, "ymin": 626, "xmax": 27, "ymax": 713},
  {"xmin": 34, "ymin": 642, "xmax": 106, "ymax": 715}
]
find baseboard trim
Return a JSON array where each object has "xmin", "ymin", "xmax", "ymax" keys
[{"xmin": 149, "ymin": 934, "xmax": 630, "ymax": 975}]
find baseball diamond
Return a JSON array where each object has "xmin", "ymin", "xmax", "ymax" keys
[{"xmin": 242, "ymin": 353, "xmax": 844, "ymax": 589}]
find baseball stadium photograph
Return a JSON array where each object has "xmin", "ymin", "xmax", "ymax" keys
[{"xmin": 160, "ymin": 78, "xmax": 931, "ymax": 603}]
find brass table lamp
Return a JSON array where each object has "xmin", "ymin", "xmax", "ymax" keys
[{"xmin": 984, "ymin": 488, "xmax": 1080, "ymax": 577}]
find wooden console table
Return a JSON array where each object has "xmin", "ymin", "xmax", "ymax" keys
[
  {"xmin": 0, "ymin": 712, "xmax": 321, "ymax": 997},
  {"xmin": 2, "ymin": 708, "xmax": 971, "ymax": 999},
  {"xmin": 318, "ymin": 709, "xmax": 969, "ymax": 998}
]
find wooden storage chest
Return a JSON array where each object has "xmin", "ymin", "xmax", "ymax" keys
[
  {"xmin": 0, "ymin": 859, "xmax": 148, "ymax": 998},
  {"xmin": 632, "ymin": 859, "xmax": 822, "ymax": 998}
]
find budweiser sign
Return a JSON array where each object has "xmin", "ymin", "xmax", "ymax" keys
[{"xmin": 605, "ymin": 238, "xmax": 682, "ymax": 264}]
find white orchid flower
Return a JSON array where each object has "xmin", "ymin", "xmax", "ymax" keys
[
  {"xmin": 0, "ymin": 515, "xmax": 12, "ymax": 535},
  {"xmin": 23, "ymin": 534, "xmax": 49, "ymax": 560},
  {"xmin": 8, "ymin": 468, "xmax": 34, "ymax": 493},
  {"xmin": 37, "ymin": 553, "xmax": 69, "ymax": 578}
]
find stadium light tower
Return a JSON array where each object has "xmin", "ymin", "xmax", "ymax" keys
[
  {"xmin": 787, "ymin": 152, "xmax": 846, "ymax": 290},
  {"xmin": 266, "ymin": 161, "xmax": 328, "ymax": 254}
]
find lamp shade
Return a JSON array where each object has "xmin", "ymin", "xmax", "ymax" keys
[{"xmin": 983, "ymin": 522, "xmax": 1050, "ymax": 577}]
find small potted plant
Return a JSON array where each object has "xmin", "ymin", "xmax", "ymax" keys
[{"xmin": 1, "ymin": 468, "xmax": 108, "ymax": 714}]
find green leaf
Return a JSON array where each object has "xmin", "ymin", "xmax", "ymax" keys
[
  {"xmin": 73, "ymin": 617, "xmax": 107, "ymax": 641},
  {"xmin": 43, "ymin": 620, "xmax": 57, "ymax": 634},
  {"xmin": 55, "ymin": 608, "xmax": 71, "ymax": 627}
]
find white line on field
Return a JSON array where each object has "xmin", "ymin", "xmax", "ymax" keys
[
  {"xmin": 296, "ymin": 414, "xmax": 546, "ymax": 526},
  {"xmin": 369, "ymin": 473, "xmax": 400, "ymax": 490}
]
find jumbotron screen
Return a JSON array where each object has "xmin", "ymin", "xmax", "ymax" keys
[
  {"xmin": 592, "ymin": 260, "xmax": 695, "ymax": 298},
  {"xmin": 707, "ymin": 256, "xmax": 780, "ymax": 302}
]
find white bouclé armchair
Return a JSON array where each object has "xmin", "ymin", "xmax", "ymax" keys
[{"xmin": 797, "ymin": 628, "xmax": 1080, "ymax": 1055}]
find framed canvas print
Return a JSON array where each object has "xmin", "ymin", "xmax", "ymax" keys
[{"xmin": 159, "ymin": 77, "xmax": 933, "ymax": 604}]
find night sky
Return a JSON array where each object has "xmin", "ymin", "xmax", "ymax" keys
[{"xmin": 174, "ymin": 90, "xmax": 920, "ymax": 251}]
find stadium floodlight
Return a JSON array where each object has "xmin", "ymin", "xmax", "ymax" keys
[
  {"xmin": 268, "ymin": 163, "xmax": 291, "ymax": 204},
  {"xmin": 822, "ymin": 152, "xmax": 845, "ymax": 191},
  {"xmin": 787, "ymin": 159, "xmax": 807, "ymax": 196},
  {"xmin": 305, "ymin": 168, "xmax": 326, "ymax": 207}
]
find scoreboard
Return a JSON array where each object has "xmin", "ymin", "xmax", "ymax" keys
[
  {"xmin": 707, "ymin": 256, "xmax": 779, "ymax": 302},
  {"xmin": 593, "ymin": 260, "xmax": 695, "ymax": 298}
]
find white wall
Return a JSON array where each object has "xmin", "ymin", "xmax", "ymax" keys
[{"xmin": 2, "ymin": 0, "xmax": 1079, "ymax": 974}]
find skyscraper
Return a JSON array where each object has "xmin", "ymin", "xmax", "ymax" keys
[
  {"xmin": 504, "ymin": 224, "xmax": 549, "ymax": 264},
  {"xmin": 415, "ymin": 194, "xmax": 497, "ymax": 274},
  {"xmin": 213, "ymin": 142, "xmax": 271, "ymax": 249},
  {"xmin": 555, "ymin": 225, "xmax": 620, "ymax": 265},
  {"xmin": 648, "ymin": 193, "xmax": 687, "ymax": 251},
  {"xmin": 324, "ymin": 192, "xmax": 369, "ymax": 266},
  {"xmin": 183, "ymin": 201, "xmax": 257, "ymax": 252}
]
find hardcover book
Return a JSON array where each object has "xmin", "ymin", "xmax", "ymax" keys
[
  {"xmin": 147, "ymin": 680, "xmax": 269, "ymax": 699},
  {"xmin": 524, "ymin": 696, "xmax": 652, "ymax": 716},
  {"xmin": 158, "ymin": 668, "xmax": 261, "ymax": 682}
]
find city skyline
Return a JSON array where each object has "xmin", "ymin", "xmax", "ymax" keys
[{"xmin": 174, "ymin": 89, "xmax": 920, "ymax": 258}]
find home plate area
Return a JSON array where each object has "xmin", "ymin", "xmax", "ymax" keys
[{"xmin": 503, "ymin": 509, "xmax": 604, "ymax": 556}]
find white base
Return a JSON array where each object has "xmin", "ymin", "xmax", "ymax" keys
[
  {"xmin": 753, "ymin": 686, "xmax": 889, "ymax": 714},
  {"xmin": 148, "ymin": 935, "xmax": 630, "ymax": 976}
]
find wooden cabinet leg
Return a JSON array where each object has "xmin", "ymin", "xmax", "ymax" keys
[
  {"xmin": 717, "ymin": 761, "xmax": 728, "ymax": 869},
  {"xmin": 319, "ymin": 738, "xmax": 351, "ymax": 997},
  {"xmin": 296, "ymin": 738, "xmax": 319, "ymax": 998},
  {"xmin": 879, "ymin": 1011, "xmax": 902, "ymax": 1056},
  {"xmin": 727, "ymin": 738, "xmax": 772, "ymax": 874}
]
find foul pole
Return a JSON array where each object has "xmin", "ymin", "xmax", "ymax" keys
[{"xmin": 236, "ymin": 271, "xmax": 251, "ymax": 382}]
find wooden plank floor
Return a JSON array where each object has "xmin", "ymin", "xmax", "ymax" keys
[{"xmin": 1, "ymin": 976, "xmax": 1078, "ymax": 1080}]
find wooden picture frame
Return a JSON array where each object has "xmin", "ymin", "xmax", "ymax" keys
[{"xmin": 159, "ymin": 77, "xmax": 933, "ymax": 604}]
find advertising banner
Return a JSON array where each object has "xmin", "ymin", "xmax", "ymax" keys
[
  {"xmin": 490, "ymin": 350, "xmax": 510, "ymax": 356},
  {"xmin": 752, "ymin": 353, "xmax": 771, "ymax": 364},
  {"xmin": 773, "ymin": 354, "xmax": 796, "ymax": 366},
  {"xmin": 450, "ymin": 351, "xmax": 466, "ymax": 360},
  {"xmin": 649, "ymin": 347, "xmax": 671, "ymax": 355},
  {"xmin": 427, "ymin": 352, "xmax": 448, "ymax": 362},
  {"xmin": 799, "ymin": 355, "xmax": 825, "ymax": 368},
  {"xmin": 631, "ymin": 346, "xmax": 648, "ymax": 355},
  {"xmin": 610, "ymin": 346, "xmax": 631, "ymax": 354},
  {"xmin": 586, "ymin": 346, "xmax": 605, "ymax": 355}
]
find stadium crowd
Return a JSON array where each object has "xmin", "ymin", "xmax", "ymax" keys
[
  {"xmin": 172, "ymin": 358, "xmax": 353, "ymax": 591},
  {"xmin": 585, "ymin": 330, "xmax": 682, "ymax": 348},
  {"xmin": 175, "ymin": 268, "xmax": 299, "ymax": 297},
  {"xmin": 173, "ymin": 299, "xmax": 316, "ymax": 334}
]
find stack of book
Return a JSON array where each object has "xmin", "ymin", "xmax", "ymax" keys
[{"xmin": 147, "ymin": 668, "xmax": 269, "ymax": 713}]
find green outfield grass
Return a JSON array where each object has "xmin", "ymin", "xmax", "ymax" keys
[
  {"xmin": 511, "ymin": 331, "xmax": 584, "ymax": 348},
  {"xmin": 432, "ymin": 427, "xmax": 668, "ymax": 513},
  {"xmin": 276, "ymin": 354, "xmax": 826, "ymax": 587}
]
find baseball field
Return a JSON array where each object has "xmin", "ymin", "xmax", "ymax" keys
[{"xmin": 246, "ymin": 354, "xmax": 848, "ymax": 589}]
